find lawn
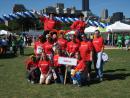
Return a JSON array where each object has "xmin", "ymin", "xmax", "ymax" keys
[{"xmin": 0, "ymin": 48, "xmax": 130, "ymax": 98}]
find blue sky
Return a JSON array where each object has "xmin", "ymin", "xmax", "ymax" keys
[{"xmin": 0, "ymin": 0, "xmax": 129, "ymax": 17}]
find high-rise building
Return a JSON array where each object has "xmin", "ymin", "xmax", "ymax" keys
[
  {"xmin": 13, "ymin": 4, "xmax": 27, "ymax": 13},
  {"xmin": 110, "ymin": 12, "xmax": 124, "ymax": 23},
  {"xmin": 101, "ymin": 8, "xmax": 108, "ymax": 19},
  {"xmin": 44, "ymin": 6, "xmax": 56, "ymax": 14},
  {"xmin": 55, "ymin": 3, "xmax": 64, "ymax": 9},
  {"xmin": 82, "ymin": 0, "xmax": 90, "ymax": 11}
]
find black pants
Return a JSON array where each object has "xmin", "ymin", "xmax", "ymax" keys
[
  {"xmin": 86, "ymin": 61, "xmax": 92, "ymax": 73},
  {"xmin": 26, "ymin": 67, "xmax": 41, "ymax": 83},
  {"xmin": 19, "ymin": 46, "xmax": 24, "ymax": 55}
]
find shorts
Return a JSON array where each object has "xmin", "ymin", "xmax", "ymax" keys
[{"xmin": 40, "ymin": 73, "xmax": 52, "ymax": 84}]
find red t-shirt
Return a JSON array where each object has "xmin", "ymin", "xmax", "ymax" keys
[
  {"xmin": 79, "ymin": 41, "xmax": 93, "ymax": 61},
  {"xmin": 34, "ymin": 41, "xmax": 44, "ymax": 56},
  {"xmin": 75, "ymin": 60, "xmax": 86, "ymax": 71},
  {"xmin": 70, "ymin": 20, "xmax": 86, "ymax": 33},
  {"xmin": 40, "ymin": 16, "xmax": 56, "ymax": 31},
  {"xmin": 53, "ymin": 54, "xmax": 60, "ymax": 67},
  {"xmin": 66, "ymin": 41, "xmax": 79, "ymax": 54},
  {"xmin": 92, "ymin": 36, "xmax": 104, "ymax": 53},
  {"xmin": 43, "ymin": 41, "xmax": 53, "ymax": 55},
  {"xmin": 38, "ymin": 60, "xmax": 51, "ymax": 74},
  {"xmin": 57, "ymin": 38, "xmax": 67, "ymax": 50}
]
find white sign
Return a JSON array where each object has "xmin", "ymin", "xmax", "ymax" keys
[{"xmin": 58, "ymin": 57, "xmax": 77, "ymax": 66}]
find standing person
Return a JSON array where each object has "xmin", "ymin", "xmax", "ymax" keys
[
  {"xmin": 57, "ymin": 31, "xmax": 67, "ymax": 55},
  {"xmin": 92, "ymin": 30, "xmax": 104, "ymax": 81},
  {"xmin": 38, "ymin": 53, "xmax": 52, "ymax": 85},
  {"xmin": 12, "ymin": 36, "xmax": 18, "ymax": 56},
  {"xmin": 66, "ymin": 35, "xmax": 80, "ymax": 57},
  {"xmin": 79, "ymin": 34, "xmax": 93, "ymax": 81},
  {"xmin": 34, "ymin": 35, "xmax": 44, "ymax": 59},
  {"xmin": 18, "ymin": 36, "xmax": 24, "ymax": 55},
  {"xmin": 117, "ymin": 34, "xmax": 123, "ymax": 48},
  {"xmin": 113, "ymin": 33, "xmax": 117, "ymax": 46},
  {"xmin": 70, "ymin": 13, "xmax": 86, "ymax": 41},
  {"xmin": 124, "ymin": 34, "xmax": 130, "ymax": 50},
  {"xmin": 43, "ymin": 34, "xmax": 54, "ymax": 62},
  {"xmin": 39, "ymin": 12, "xmax": 57, "ymax": 39},
  {"xmin": 53, "ymin": 49, "xmax": 65, "ymax": 84}
]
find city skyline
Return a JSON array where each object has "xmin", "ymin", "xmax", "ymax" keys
[{"xmin": 0, "ymin": 0, "xmax": 130, "ymax": 18}]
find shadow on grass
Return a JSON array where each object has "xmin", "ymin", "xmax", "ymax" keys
[
  {"xmin": 103, "ymin": 73, "xmax": 130, "ymax": 81},
  {"xmin": 104, "ymin": 69, "xmax": 127, "ymax": 73},
  {"xmin": 103, "ymin": 68, "xmax": 130, "ymax": 81},
  {"xmin": 0, "ymin": 65, "xmax": 4, "ymax": 67},
  {"xmin": 86, "ymin": 69, "xmax": 130, "ymax": 86},
  {"xmin": 0, "ymin": 53, "xmax": 17, "ymax": 59},
  {"xmin": 23, "ymin": 53, "xmax": 34, "ymax": 56}
]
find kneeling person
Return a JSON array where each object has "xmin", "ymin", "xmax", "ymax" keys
[{"xmin": 38, "ymin": 53, "xmax": 52, "ymax": 85}]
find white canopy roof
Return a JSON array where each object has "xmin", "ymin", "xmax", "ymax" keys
[
  {"xmin": 84, "ymin": 26, "xmax": 98, "ymax": 34},
  {"xmin": 106, "ymin": 21, "xmax": 130, "ymax": 32},
  {"xmin": 0, "ymin": 30, "xmax": 12, "ymax": 35}
]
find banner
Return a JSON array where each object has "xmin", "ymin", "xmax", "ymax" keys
[{"xmin": 58, "ymin": 57, "xmax": 77, "ymax": 66}]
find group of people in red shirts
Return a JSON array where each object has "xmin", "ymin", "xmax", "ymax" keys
[{"xmin": 25, "ymin": 13, "xmax": 104, "ymax": 87}]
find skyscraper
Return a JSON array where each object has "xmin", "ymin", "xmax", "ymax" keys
[
  {"xmin": 101, "ymin": 8, "xmax": 108, "ymax": 19},
  {"xmin": 82, "ymin": 0, "xmax": 90, "ymax": 11}
]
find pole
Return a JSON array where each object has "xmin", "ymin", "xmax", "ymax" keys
[{"xmin": 64, "ymin": 66, "xmax": 68, "ymax": 85}]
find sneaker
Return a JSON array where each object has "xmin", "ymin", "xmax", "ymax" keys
[
  {"xmin": 73, "ymin": 80, "xmax": 77, "ymax": 85},
  {"xmin": 99, "ymin": 78, "xmax": 103, "ymax": 82},
  {"xmin": 31, "ymin": 81, "xmax": 35, "ymax": 84},
  {"xmin": 78, "ymin": 84, "xmax": 82, "ymax": 87},
  {"xmin": 27, "ymin": 79, "xmax": 31, "ymax": 82}
]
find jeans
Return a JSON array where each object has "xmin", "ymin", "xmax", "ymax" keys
[
  {"xmin": 96, "ymin": 52, "xmax": 104, "ymax": 79},
  {"xmin": 72, "ymin": 72, "xmax": 82, "ymax": 85}
]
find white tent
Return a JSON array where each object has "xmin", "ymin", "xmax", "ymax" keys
[
  {"xmin": 0, "ymin": 30, "xmax": 12, "ymax": 35},
  {"xmin": 106, "ymin": 21, "xmax": 130, "ymax": 32},
  {"xmin": 84, "ymin": 26, "xmax": 98, "ymax": 34}
]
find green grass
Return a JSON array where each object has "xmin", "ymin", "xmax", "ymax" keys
[{"xmin": 0, "ymin": 48, "xmax": 130, "ymax": 98}]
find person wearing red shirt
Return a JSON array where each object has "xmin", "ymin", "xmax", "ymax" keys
[
  {"xmin": 57, "ymin": 32, "xmax": 67, "ymax": 54},
  {"xmin": 38, "ymin": 53, "xmax": 52, "ymax": 84},
  {"xmin": 40, "ymin": 13, "xmax": 56, "ymax": 36},
  {"xmin": 71, "ymin": 56, "xmax": 87, "ymax": 87},
  {"xmin": 92, "ymin": 30, "xmax": 104, "ymax": 81},
  {"xmin": 70, "ymin": 13, "xmax": 86, "ymax": 41},
  {"xmin": 53, "ymin": 49, "xmax": 65, "ymax": 83},
  {"xmin": 43, "ymin": 34, "xmax": 54, "ymax": 61},
  {"xmin": 66, "ymin": 35, "xmax": 80, "ymax": 57},
  {"xmin": 34, "ymin": 35, "xmax": 44, "ymax": 59},
  {"xmin": 25, "ymin": 55, "xmax": 40, "ymax": 84},
  {"xmin": 79, "ymin": 34, "xmax": 93, "ymax": 80}
]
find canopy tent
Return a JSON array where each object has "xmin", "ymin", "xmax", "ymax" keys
[
  {"xmin": 106, "ymin": 21, "xmax": 130, "ymax": 32},
  {"xmin": 84, "ymin": 26, "xmax": 98, "ymax": 34},
  {"xmin": 84, "ymin": 26, "xmax": 107, "ymax": 34},
  {"xmin": 0, "ymin": 30, "xmax": 12, "ymax": 35}
]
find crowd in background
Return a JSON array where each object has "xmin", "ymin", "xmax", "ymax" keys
[{"xmin": 0, "ymin": 34, "xmax": 33, "ymax": 56}]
